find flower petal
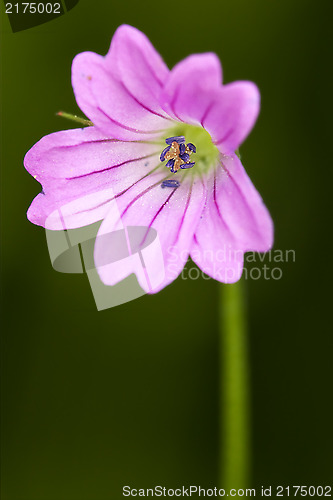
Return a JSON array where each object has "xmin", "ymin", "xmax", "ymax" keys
[
  {"xmin": 202, "ymin": 81, "xmax": 260, "ymax": 153},
  {"xmin": 94, "ymin": 173, "xmax": 206, "ymax": 293},
  {"xmin": 160, "ymin": 53, "xmax": 222, "ymax": 123},
  {"xmin": 72, "ymin": 51, "xmax": 171, "ymax": 141},
  {"xmin": 24, "ymin": 127, "xmax": 162, "ymax": 229},
  {"xmin": 105, "ymin": 25, "xmax": 171, "ymax": 119},
  {"xmin": 191, "ymin": 233, "xmax": 245, "ymax": 284},
  {"xmin": 191, "ymin": 153, "xmax": 273, "ymax": 283}
]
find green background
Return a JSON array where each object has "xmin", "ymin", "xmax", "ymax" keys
[{"xmin": 1, "ymin": 0, "xmax": 332, "ymax": 498}]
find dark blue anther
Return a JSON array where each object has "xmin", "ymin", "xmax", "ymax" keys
[
  {"xmin": 161, "ymin": 179, "xmax": 180, "ymax": 189},
  {"xmin": 179, "ymin": 152, "xmax": 190, "ymax": 162},
  {"xmin": 165, "ymin": 136, "xmax": 185, "ymax": 145},
  {"xmin": 180, "ymin": 162, "xmax": 195, "ymax": 169},
  {"xmin": 166, "ymin": 159, "xmax": 175, "ymax": 170},
  {"xmin": 179, "ymin": 143, "xmax": 186, "ymax": 154},
  {"xmin": 160, "ymin": 146, "xmax": 171, "ymax": 162},
  {"xmin": 187, "ymin": 143, "xmax": 197, "ymax": 153}
]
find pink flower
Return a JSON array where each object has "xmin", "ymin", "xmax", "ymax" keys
[{"xmin": 24, "ymin": 24, "xmax": 273, "ymax": 293}]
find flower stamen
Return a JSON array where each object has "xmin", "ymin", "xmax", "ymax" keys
[
  {"xmin": 161, "ymin": 179, "xmax": 180, "ymax": 189},
  {"xmin": 160, "ymin": 136, "xmax": 196, "ymax": 173}
]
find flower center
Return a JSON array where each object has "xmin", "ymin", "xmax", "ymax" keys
[
  {"xmin": 160, "ymin": 136, "xmax": 196, "ymax": 173},
  {"xmin": 159, "ymin": 124, "xmax": 219, "ymax": 177}
]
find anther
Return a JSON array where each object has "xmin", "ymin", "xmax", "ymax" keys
[
  {"xmin": 187, "ymin": 143, "xmax": 196, "ymax": 153},
  {"xmin": 166, "ymin": 159, "xmax": 175, "ymax": 170},
  {"xmin": 161, "ymin": 179, "xmax": 180, "ymax": 188},
  {"xmin": 180, "ymin": 162, "xmax": 195, "ymax": 169},
  {"xmin": 160, "ymin": 146, "xmax": 171, "ymax": 162},
  {"xmin": 165, "ymin": 136, "xmax": 185, "ymax": 145},
  {"xmin": 179, "ymin": 152, "xmax": 190, "ymax": 162}
]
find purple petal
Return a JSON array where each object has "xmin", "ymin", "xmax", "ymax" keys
[
  {"xmin": 105, "ymin": 25, "xmax": 171, "ymax": 119},
  {"xmin": 160, "ymin": 53, "xmax": 222, "ymax": 124},
  {"xmin": 72, "ymin": 51, "xmax": 170, "ymax": 141},
  {"xmin": 94, "ymin": 173, "xmax": 206, "ymax": 293},
  {"xmin": 24, "ymin": 127, "xmax": 161, "ymax": 230},
  {"xmin": 191, "ymin": 233, "xmax": 244, "ymax": 283},
  {"xmin": 160, "ymin": 53, "xmax": 259, "ymax": 153},
  {"xmin": 202, "ymin": 82, "xmax": 260, "ymax": 153},
  {"xmin": 191, "ymin": 153, "xmax": 273, "ymax": 282}
]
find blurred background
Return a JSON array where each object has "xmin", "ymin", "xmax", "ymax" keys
[{"xmin": 1, "ymin": 0, "xmax": 332, "ymax": 498}]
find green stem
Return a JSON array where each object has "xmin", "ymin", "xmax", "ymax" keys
[
  {"xmin": 219, "ymin": 280, "xmax": 250, "ymax": 493},
  {"xmin": 56, "ymin": 111, "xmax": 93, "ymax": 126}
]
